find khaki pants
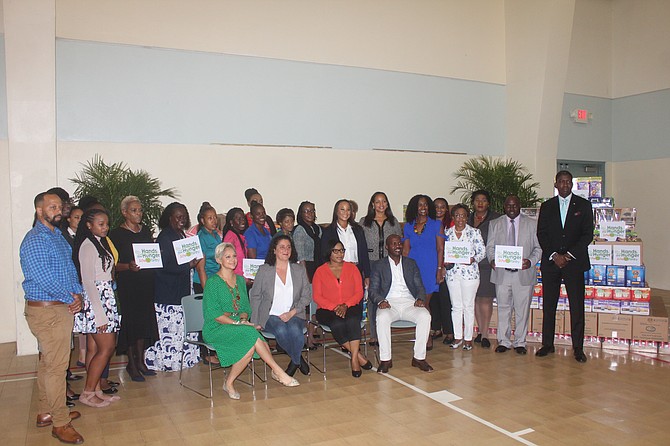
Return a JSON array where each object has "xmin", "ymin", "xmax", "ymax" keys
[{"xmin": 24, "ymin": 303, "xmax": 74, "ymax": 427}]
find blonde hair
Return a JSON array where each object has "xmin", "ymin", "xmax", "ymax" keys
[{"xmin": 214, "ymin": 242, "xmax": 236, "ymax": 261}]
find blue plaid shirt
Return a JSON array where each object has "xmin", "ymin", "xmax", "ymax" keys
[{"xmin": 20, "ymin": 221, "xmax": 83, "ymax": 303}]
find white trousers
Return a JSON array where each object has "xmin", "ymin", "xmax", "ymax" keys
[
  {"xmin": 447, "ymin": 276, "xmax": 480, "ymax": 341},
  {"xmin": 376, "ymin": 297, "xmax": 431, "ymax": 361}
]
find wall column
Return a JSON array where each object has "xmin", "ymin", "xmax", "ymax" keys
[{"xmin": 4, "ymin": 0, "xmax": 57, "ymax": 354}]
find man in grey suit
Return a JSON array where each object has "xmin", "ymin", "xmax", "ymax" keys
[
  {"xmin": 369, "ymin": 234, "xmax": 433, "ymax": 373},
  {"xmin": 486, "ymin": 195, "xmax": 542, "ymax": 354}
]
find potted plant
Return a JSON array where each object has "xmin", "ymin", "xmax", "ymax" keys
[
  {"xmin": 451, "ymin": 155, "xmax": 541, "ymax": 213},
  {"xmin": 70, "ymin": 155, "xmax": 178, "ymax": 231}
]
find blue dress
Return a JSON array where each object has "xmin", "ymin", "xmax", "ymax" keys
[{"xmin": 403, "ymin": 218, "xmax": 441, "ymax": 294}]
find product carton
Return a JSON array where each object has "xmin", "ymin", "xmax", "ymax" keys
[
  {"xmin": 559, "ymin": 284, "xmax": 568, "ymax": 298},
  {"xmin": 584, "ymin": 285, "xmax": 596, "ymax": 299},
  {"xmin": 593, "ymin": 286, "xmax": 613, "ymax": 300},
  {"xmin": 531, "ymin": 309, "xmax": 564, "ymax": 335},
  {"xmin": 564, "ymin": 311, "xmax": 598, "ymax": 337},
  {"xmin": 598, "ymin": 313, "xmax": 632, "ymax": 339},
  {"xmin": 530, "ymin": 295, "xmax": 540, "ymax": 309},
  {"xmin": 533, "ymin": 283, "xmax": 542, "ymax": 297},
  {"xmin": 592, "ymin": 299, "xmax": 621, "ymax": 314},
  {"xmin": 588, "ymin": 244, "xmax": 612, "ymax": 265},
  {"xmin": 606, "ymin": 266, "xmax": 626, "ymax": 287},
  {"xmin": 535, "ymin": 262, "xmax": 542, "ymax": 283},
  {"xmin": 625, "ymin": 266, "xmax": 646, "ymax": 287},
  {"xmin": 594, "ymin": 240, "xmax": 643, "ymax": 265},
  {"xmin": 630, "ymin": 288, "xmax": 651, "ymax": 302},
  {"xmin": 589, "ymin": 265, "xmax": 607, "ymax": 285},
  {"xmin": 620, "ymin": 301, "xmax": 650, "ymax": 316},
  {"xmin": 584, "ymin": 299, "xmax": 593, "ymax": 313},
  {"xmin": 632, "ymin": 316, "xmax": 669, "ymax": 342},
  {"xmin": 612, "ymin": 287, "xmax": 631, "ymax": 301}
]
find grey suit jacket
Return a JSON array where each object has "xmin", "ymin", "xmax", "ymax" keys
[
  {"xmin": 249, "ymin": 263, "xmax": 312, "ymax": 328},
  {"xmin": 486, "ymin": 214, "xmax": 542, "ymax": 287},
  {"xmin": 368, "ymin": 256, "xmax": 426, "ymax": 306}
]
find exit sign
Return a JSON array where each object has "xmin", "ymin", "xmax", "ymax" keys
[{"xmin": 570, "ymin": 108, "xmax": 591, "ymax": 124}]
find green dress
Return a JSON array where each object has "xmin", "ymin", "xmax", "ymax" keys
[{"xmin": 203, "ymin": 274, "xmax": 264, "ymax": 367}]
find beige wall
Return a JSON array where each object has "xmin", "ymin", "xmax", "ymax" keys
[
  {"xmin": 56, "ymin": 0, "xmax": 506, "ymax": 84},
  {"xmin": 610, "ymin": 158, "xmax": 670, "ymax": 290},
  {"xmin": 57, "ymin": 142, "xmax": 470, "ymax": 225},
  {"xmin": 612, "ymin": 0, "xmax": 670, "ymax": 98}
]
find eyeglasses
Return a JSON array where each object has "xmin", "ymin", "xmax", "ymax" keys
[
  {"xmin": 302, "ymin": 209, "xmax": 315, "ymax": 214},
  {"xmin": 332, "ymin": 248, "xmax": 346, "ymax": 254}
]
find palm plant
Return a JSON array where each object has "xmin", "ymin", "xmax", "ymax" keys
[
  {"xmin": 70, "ymin": 155, "xmax": 178, "ymax": 230},
  {"xmin": 451, "ymin": 155, "xmax": 540, "ymax": 213}
]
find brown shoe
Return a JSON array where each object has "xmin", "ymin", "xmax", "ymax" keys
[
  {"xmin": 377, "ymin": 360, "xmax": 392, "ymax": 373},
  {"xmin": 36, "ymin": 411, "xmax": 81, "ymax": 428},
  {"xmin": 51, "ymin": 423, "xmax": 84, "ymax": 444},
  {"xmin": 411, "ymin": 358, "xmax": 434, "ymax": 373}
]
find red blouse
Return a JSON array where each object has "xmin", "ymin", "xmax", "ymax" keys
[{"xmin": 312, "ymin": 262, "xmax": 364, "ymax": 311}]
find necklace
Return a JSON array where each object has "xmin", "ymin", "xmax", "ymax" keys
[
  {"xmin": 220, "ymin": 273, "xmax": 240, "ymax": 312},
  {"xmin": 123, "ymin": 223, "xmax": 141, "ymax": 233},
  {"xmin": 413, "ymin": 220, "xmax": 426, "ymax": 235}
]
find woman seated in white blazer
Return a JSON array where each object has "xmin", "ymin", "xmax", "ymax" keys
[{"xmin": 249, "ymin": 235, "xmax": 313, "ymax": 376}]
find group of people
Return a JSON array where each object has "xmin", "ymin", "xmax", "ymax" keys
[{"xmin": 20, "ymin": 171, "xmax": 593, "ymax": 443}]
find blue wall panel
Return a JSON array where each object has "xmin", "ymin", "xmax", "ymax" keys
[
  {"xmin": 56, "ymin": 40, "xmax": 505, "ymax": 154},
  {"xmin": 557, "ymin": 93, "xmax": 612, "ymax": 162}
]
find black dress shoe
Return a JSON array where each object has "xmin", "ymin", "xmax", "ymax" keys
[
  {"xmin": 481, "ymin": 338, "xmax": 491, "ymax": 348},
  {"xmin": 443, "ymin": 337, "xmax": 454, "ymax": 345},
  {"xmin": 298, "ymin": 356, "xmax": 310, "ymax": 375},
  {"xmin": 105, "ymin": 380, "xmax": 120, "ymax": 387},
  {"xmin": 66, "ymin": 400, "xmax": 75, "ymax": 408},
  {"xmin": 535, "ymin": 345, "xmax": 555, "ymax": 357},
  {"xmin": 101, "ymin": 386, "xmax": 118, "ymax": 395},
  {"xmin": 574, "ymin": 350, "xmax": 587, "ymax": 363},
  {"xmin": 66, "ymin": 371, "xmax": 83, "ymax": 381},
  {"xmin": 351, "ymin": 370, "xmax": 362, "ymax": 378},
  {"xmin": 377, "ymin": 360, "xmax": 392, "ymax": 373},
  {"xmin": 495, "ymin": 345, "xmax": 509, "ymax": 353},
  {"xmin": 515, "ymin": 347, "xmax": 527, "ymax": 355},
  {"xmin": 285, "ymin": 361, "xmax": 299, "ymax": 377},
  {"xmin": 474, "ymin": 333, "xmax": 482, "ymax": 343},
  {"xmin": 66, "ymin": 393, "xmax": 80, "ymax": 402},
  {"xmin": 361, "ymin": 360, "xmax": 373, "ymax": 370}
]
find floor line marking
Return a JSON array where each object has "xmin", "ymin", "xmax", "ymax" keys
[
  {"xmin": 514, "ymin": 428, "xmax": 535, "ymax": 436},
  {"xmin": 329, "ymin": 347, "xmax": 537, "ymax": 446}
]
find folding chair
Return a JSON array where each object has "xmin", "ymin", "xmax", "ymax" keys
[
  {"xmin": 372, "ymin": 319, "xmax": 417, "ymax": 366},
  {"xmin": 179, "ymin": 293, "xmax": 255, "ymax": 398}
]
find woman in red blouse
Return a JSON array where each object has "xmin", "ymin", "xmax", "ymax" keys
[{"xmin": 313, "ymin": 240, "xmax": 372, "ymax": 378}]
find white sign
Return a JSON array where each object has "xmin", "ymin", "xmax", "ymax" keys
[
  {"xmin": 444, "ymin": 241, "xmax": 472, "ymax": 264},
  {"xmin": 132, "ymin": 243, "xmax": 163, "ymax": 269},
  {"xmin": 495, "ymin": 245, "xmax": 524, "ymax": 269},
  {"xmin": 600, "ymin": 221, "xmax": 626, "ymax": 241},
  {"xmin": 588, "ymin": 244, "xmax": 612, "ymax": 265},
  {"xmin": 612, "ymin": 244, "xmax": 642, "ymax": 266},
  {"xmin": 172, "ymin": 236, "xmax": 203, "ymax": 265},
  {"xmin": 243, "ymin": 258, "xmax": 265, "ymax": 279}
]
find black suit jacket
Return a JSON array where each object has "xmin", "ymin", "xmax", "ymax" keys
[
  {"xmin": 368, "ymin": 257, "xmax": 426, "ymax": 305},
  {"xmin": 320, "ymin": 223, "xmax": 371, "ymax": 278},
  {"xmin": 537, "ymin": 194, "xmax": 594, "ymax": 272}
]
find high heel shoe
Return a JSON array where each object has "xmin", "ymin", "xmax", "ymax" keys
[
  {"xmin": 271, "ymin": 371, "xmax": 300, "ymax": 387},
  {"xmin": 78, "ymin": 391, "xmax": 110, "ymax": 408},
  {"xmin": 95, "ymin": 390, "xmax": 120, "ymax": 402},
  {"xmin": 223, "ymin": 382, "xmax": 240, "ymax": 400},
  {"xmin": 351, "ymin": 370, "xmax": 362, "ymax": 378},
  {"xmin": 361, "ymin": 360, "xmax": 373, "ymax": 370},
  {"xmin": 451, "ymin": 339, "xmax": 464, "ymax": 349}
]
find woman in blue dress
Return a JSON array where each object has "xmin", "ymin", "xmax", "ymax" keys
[{"xmin": 402, "ymin": 194, "xmax": 445, "ymax": 350}]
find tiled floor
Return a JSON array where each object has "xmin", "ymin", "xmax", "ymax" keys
[{"xmin": 2, "ymin": 296, "xmax": 670, "ymax": 445}]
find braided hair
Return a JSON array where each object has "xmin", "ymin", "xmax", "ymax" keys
[
  {"xmin": 222, "ymin": 207, "xmax": 247, "ymax": 250},
  {"xmin": 72, "ymin": 208, "xmax": 113, "ymax": 283}
]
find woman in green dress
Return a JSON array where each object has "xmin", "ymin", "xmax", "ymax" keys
[{"xmin": 203, "ymin": 242, "xmax": 299, "ymax": 399}]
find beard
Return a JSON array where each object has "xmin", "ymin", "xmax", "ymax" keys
[{"xmin": 44, "ymin": 214, "xmax": 62, "ymax": 226}]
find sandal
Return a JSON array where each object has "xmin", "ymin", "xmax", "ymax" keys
[
  {"xmin": 271, "ymin": 371, "xmax": 300, "ymax": 387},
  {"xmin": 223, "ymin": 382, "xmax": 240, "ymax": 400},
  {"xmin": 79, "ymin": 391, "xmax": 110, "ymax": 408},
  {"xmin": 95, "ymin": 390, "xmax": 121, "ymax": 402}
]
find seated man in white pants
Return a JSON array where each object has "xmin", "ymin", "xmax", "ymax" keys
[{"xmin": 369, "ymin": 234, "xmax": 433, "ymax": 373}]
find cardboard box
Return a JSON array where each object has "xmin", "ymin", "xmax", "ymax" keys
[
  {"xmin": 564, "ymin": 311, "xmax": 598, "ymax": 337},
  {"xmin": 606, "ymin": 266, "xmax": 626, "ymax": 286},
  {"xmin": 620, "ymin": 301, "xmax": 650, "ymax": 316},
  {"xmin": 594, "ymin": 240, "xmax": 643, "ymax": 264},
  {"xmin": 598, "ymin": 313, "xmax": 632, "ymax": 339},
  {"xmin": 531, "ymin": 309, "xmax": 564, "ymax": 335},
  {"xmin": 612, "ymin": 287, "xmax": 631, "ymax": 301},
  {"xmin": 588, "ymin": 244, "xmax": 612, "ymax": 265},
  {"xmin": 589, "ymin": 265, "xmax": 607, "ymax": 285},
  {"xmin": 630, "ymin": 288, "xmax": 651, "ymax": 302},
  {"xmin": 593, "ymin": 299, "xmax": 621, "ymax": 314},
  {"xmin": 632, "ymin": 316, "xmax": 669, "ymax": 342},
  {"xmin": 626, "ymin": 266, "xmax": 646, "ymax": 287}
]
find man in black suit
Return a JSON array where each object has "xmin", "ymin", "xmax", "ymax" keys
[
  {"xmin": 536, "ymin": 171, "xmax": 594, "ymax": 363},
  {"xmin": 369, "ymin": 235, "xmax": 433, "ymax": 373}
]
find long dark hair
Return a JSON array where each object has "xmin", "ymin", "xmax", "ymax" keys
[
  {"xmin": 362, "ymin": 191, "xmax": 397, "ymax": 227},
  {"xmin": 330, "ymin": 199, "xmax": 357, "ymax": 227},
  {"xmin": 73, "ymin": 208, "xmax": 113, "ymax": 283},
  {"xmin": 222, "ymin": 207, "xmax": 246, "ymax": 250},
  {"xmin": 265, "ymin": 234, "xmax": 298, "ymax": 265},
  {"xmin": 250, "ymin": 202, "xmax": 277, "ymax": 235},
  {"xmin": 158, "ymin": 202, "xmax": 191, "ymax": 231},
  {"xmin": 434, "ymin": 197, "xmax": 452, "ymax": 228},
  {"xmin": 405, "ymin": 194, "xmax": 436, "ymax": 223}
]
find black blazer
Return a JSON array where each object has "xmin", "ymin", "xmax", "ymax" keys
[
  {"xmin": 368, "ymin": 257, "xmax": 426, "ymax": 305},
  {"xmin": 537, "ymin": 195, "xmax": 594, "ymax": 272},
  {"xmin": 320, "ymin": 223, "xmax": 371, "ymax": 278}
]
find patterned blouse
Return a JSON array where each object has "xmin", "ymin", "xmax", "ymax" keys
[{"xmin": 444, "ymin": 224, "xmax": 486, "ymax": 281}]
